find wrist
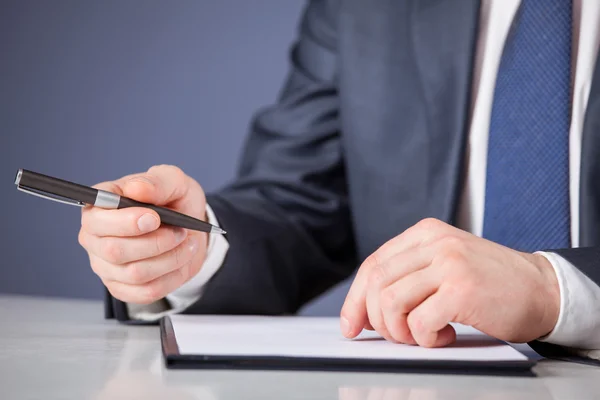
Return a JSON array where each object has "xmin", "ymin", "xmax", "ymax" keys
[{"xmin": 529, "ymin": 253, "xmax": 561, "ymax": 338}]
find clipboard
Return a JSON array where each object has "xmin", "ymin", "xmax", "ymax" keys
[{"xmin": 160, "ymin": 315, "xmax": 536, "ymax": 376}]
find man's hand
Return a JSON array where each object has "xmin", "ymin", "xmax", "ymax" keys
[
  {"xmin": 340, "ymin": 218, "xmax": 561, "ymax": 347},
  {"xmin": 78, "ymin": 165, "xmax": 208, "ymax": 305}
]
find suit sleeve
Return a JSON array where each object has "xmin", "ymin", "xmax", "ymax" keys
[
  {"xmin": 528, "ymin": 247, "xmax": 600, "ymax": 366},
  {"xmin": 104, "ymin": 0, "xmax": 357, "ymax": 320}
]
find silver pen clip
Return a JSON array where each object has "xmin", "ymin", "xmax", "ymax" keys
[{"xmin": 16, "ymin": 186, "xmax": 85, "ymax": 207}]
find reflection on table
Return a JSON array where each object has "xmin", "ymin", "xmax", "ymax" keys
[{"xmin": 1, "ymin": 295, "xmax": 598, "ymax": 400}]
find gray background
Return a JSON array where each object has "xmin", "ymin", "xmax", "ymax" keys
[{"xmin": 0, "ymin": 0, "xmax": 352, "ymax": 316}]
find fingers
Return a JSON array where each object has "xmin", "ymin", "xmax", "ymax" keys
[
  {"xmin": 342, "ymin": 246, "xmax": 433, "ymax": 339},
  {"xmin": 341, "ymin": 218, "xmax": 474, "ymax": 346},
  {"xmin": 89, "ymin": 235, "xmax": 200, "ymax": 285},
  {"xmin": 118, "ymin": 165, "xmax": 207, "ymax": 224},
  {"xmin": 379, "ymin": 269, "xmax": 440, "ymax": 344},
  {"xmin": 407, "ymin": 288, "xmax": 458, "ymax": 348},
  {"xmin": 367, "ymin": 219, "xmax": 446, "ymax": 267},
  {"xmin": 365, "ymin": 272, "xmax": 395, "ymax": 342},
  {"xmin": 373, "ymin": 246, "xmax": 435, "ymax": 287},
  {"xmin": 381, "ymin": 268, "xmax": 441, "ymax": 315},
  {"xmin": 341, "ymin": 236, "xmax": 415, "ymax": 338},
  {"xmin": 80, "ymin": 165, "xmax": 209, "ymax": 305},
  {"xmin": 82, "ymin": 165, "xmax": 205, "ymax": 238},
  {"xmin": 340, "ymin": 262, "xmax": 377, "ymax": 338},
  {"xmin": 81, "ymin": 180, "xmax": 153, "ymax": 238},
  {"xmin": 79, "ymin": 226, "xmax": 188, "ymax": 265},
  {"xmin": 102, "ymin": 258, "xmax": 196, "ymax": 305},
  {"xmin": 381, "ymin": 314, "xmax": 416, "ymax": 345},
  {"xmin": 340, "ymin": 220, "xmax": 447, "ymax": 338},
  {"xmin": 81, "ymin": 207, "xmax": 161, "ymax": 237}
]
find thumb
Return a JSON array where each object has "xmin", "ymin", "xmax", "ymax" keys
[
  {"xmin": 119, "ymin": 165, "xmax": 189, "ymax": 206},
  {"xmin": 119, "ymin": 165, "xmax": 207, "ymax": 222}
]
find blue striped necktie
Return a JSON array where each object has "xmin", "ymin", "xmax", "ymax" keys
[{"xmin": 482, "ymin": 0, "xmax": 572, "ymax": 252}]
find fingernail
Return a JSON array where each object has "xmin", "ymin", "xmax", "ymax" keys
[
  {"xmin": 137, "ymin": 214, "xmax": 159, "ymax": 233},
  {"xmin": 188, "ymin": 236, "xmax": 199, "ymax": 254},
  {"xmin": 340, "ymin": 317, "xmax": 351, "ymax": 337},
  {"xmin": 174, "ymin": 228, "xmax": 187, "ymax": 243}
]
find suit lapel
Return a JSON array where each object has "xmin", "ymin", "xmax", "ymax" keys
[
  {"xmin": 580, "ymin": 56, "xmax": 600, "ymax": 247},
  {"xmin": 409, "ymin": 0, "xmax": 481, "ymax": 223}
]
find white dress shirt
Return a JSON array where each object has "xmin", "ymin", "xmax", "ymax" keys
[{"xmin": 129, "ymin": 0, "xmax": 600, "ymax": 359}]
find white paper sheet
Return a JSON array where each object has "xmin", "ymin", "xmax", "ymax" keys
[{"xmin": 168, "ymin": 315, "xmax": 528, "ymax": 362}]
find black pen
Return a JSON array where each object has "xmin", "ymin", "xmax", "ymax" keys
[{"xmin": 14, "ymin": 169, "xmax": 226, "ymax": 235}]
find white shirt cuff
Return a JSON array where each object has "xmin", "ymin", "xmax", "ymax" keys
[
  {"xmin": 535, "ymin": 251, "xmax": 600, "ymax": 360},
  {"xmin": 127, "ymin": 203, "xmax": 230, "ymax": 321}
]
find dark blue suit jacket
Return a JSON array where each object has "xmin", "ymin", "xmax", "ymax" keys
[{"xmin": 106, "ymin": 0, "xmax": 600, "ymax": 362}]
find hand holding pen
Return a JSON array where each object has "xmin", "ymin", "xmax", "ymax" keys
[{"xmin": 16, "ymin": 165, "xmax": 219, "ymax": 305}]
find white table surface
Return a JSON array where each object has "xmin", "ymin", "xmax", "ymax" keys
[{"xmin": 1, "ymin": 294, "xmax": 599, "ymax": 400}]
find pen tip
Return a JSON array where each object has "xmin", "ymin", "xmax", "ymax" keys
[{"xmin": 211, "ymin": 226, "xmax": 227, "ymax": 235}]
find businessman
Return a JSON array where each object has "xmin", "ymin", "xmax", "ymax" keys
[{"xmin": 78, "ymin": 0, "xmax": 600, "ymax": 362}]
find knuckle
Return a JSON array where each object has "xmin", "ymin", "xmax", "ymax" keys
[
  {"xmin": 126, "ymin": 263, "xmax": 147, "ymax": 284},
  {"xmin": 444, "ymin": 281, "xmax": 470, "ymax": 311},
  {"xmin": 369, "ymin": 265, "xmax": 386, "ymax": 286},
  {"xmin": 77, "ymin": 230, "xmax": 87, "ymax": 248},
  {"xmin": 461, "ymin": 277, "xmax": 478, "ymax": 297},
  {"xmin": 105, "ymin": 284, "xmax": 122, "ymax": 300},
  {"xmin": 177, "ymin": 262, "xmax": 191, "ymax": 284},
  {"xmin": 101, "ymin": 239, "xmax": 125, "ymax": 264},
  {"xmin": 166, "ymin": 165, "xmax": 185, "ymax": 180},
  {"xmin": 363, "ymin": 253, "xmax": 381, "ymax": 271},
  {"xmin": 89, "ymin": 260, "xmax": 103, "ymax": 278},
  {"xmin": 80, "ymin": 211, "xmax": 93, "ymax": 233},
  {"xmin": 105, "ymin": 282, "xmax": 132, "ymax": 303},
  {"xmin": 416, "ymin": 217, "xmax": 443, "ymax": 232},
  {"xmin": 380, "ymin": 287, "xmax": 396, "ymax": 310},
  {"xmin": 157, "ymin": 229, "xmax": 182, "ymax": 256},
  {"xmin": 152, "ymin": 164, "xmax": 185, "ymax": 181},
  {"xmin": 142, "ymin": 283, "xmax": 163, "ymax": 304},
  {"xmin": 131, "ymin": 292, "xmax": 154, "ymax": 305},
  {"xmin": 394, "ymin": 293, "xmax": 412, "ymax": 314},
  {"xmin": 439, "ymin": 236, "xmax": 465, "ymax": 253},
  {"xmin": 174, "ymin": 239, "xmax": 194, "ymax": 266},
  {"xmin": 187, "ymin": 257, "xmax": 202, "ymax": 277},
  {"xmin": 397, "ymin": 302, "xmax": 412, "ymax": 315},
  {"xmin": 148, "ymin": 164, "xmax": 166, "ymax": 174},
  {"xmin": 384, "ymin": 315, "xmax": 412, "ymax": 343},
  {"xmin": 390, "ymin": 325, "xmax": 412, "ymax": 344},
  {"xmin": 362, "ymin": 255, "xmax": 375, "ymax": 270},
  {"xmin": 442, "ymin": 282, "xmax": 463, "ymax": 302},
  {"xmin": 406, "ymin": 312, "xmax": 421, "ymax": 333},
  {"xmin": 172, "ymin": 166, "xmax": 186, "ymax": 181},
  {"xmin": 172, "ymin": 243, "xmax": 183, "ymax": 267},
  {"xmin": 154, "ymin": 233, "xmax": 165, "ymax": 256},
  {"xmin": 368, "ymin": 316, "xmax": 383, "ymax": 333},
  {"xmin": 440, "ymin": 248, "xmax": 468, "ymax": 270}
]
